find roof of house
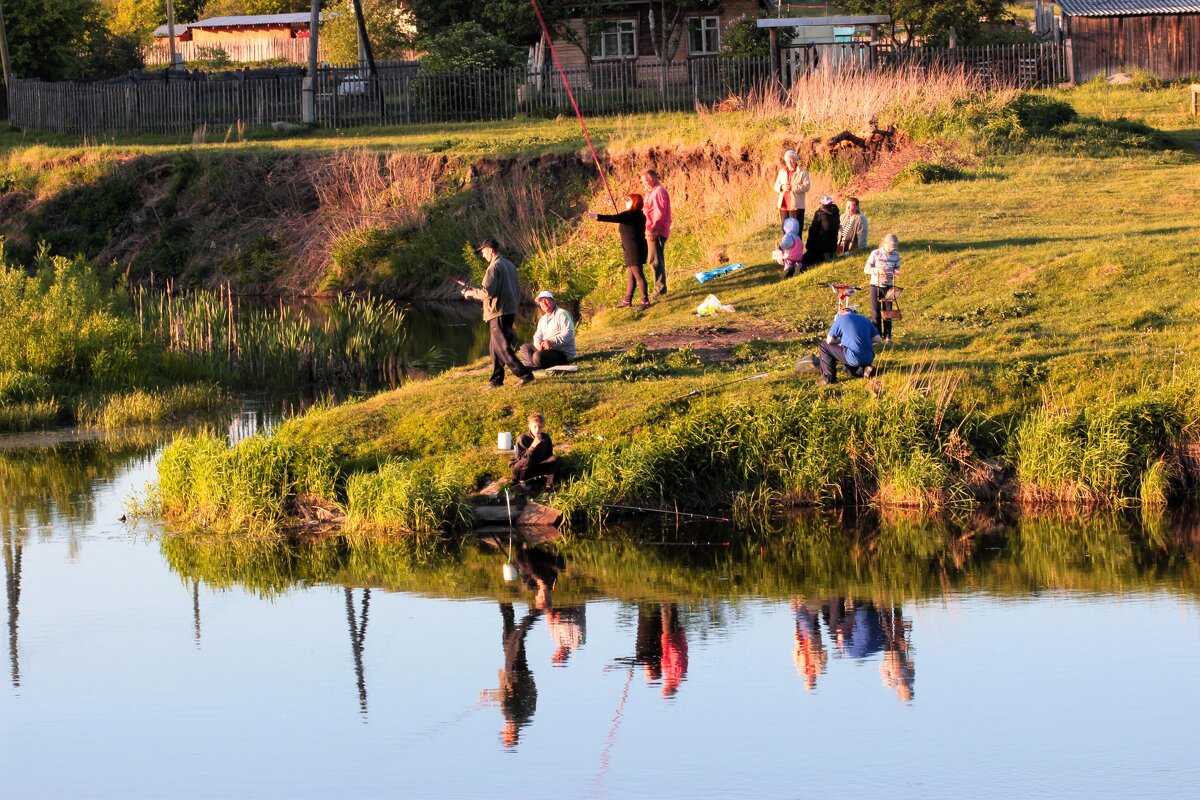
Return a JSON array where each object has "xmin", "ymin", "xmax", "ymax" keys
[
  {"xmin": 1058, "ymin": 0, "xmax": 1200, "ymax": 15},
  {"xmin": 153, "ymin": 13, "xmax": 321, "ymax": 37}
]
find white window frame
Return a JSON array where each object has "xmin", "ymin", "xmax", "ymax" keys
[
  {"xmin": 687, "ymin": 16, "xmax": 721, "ymax": 56},
  {"xmin": 589, "ymin": 19, "xmax": 637, "ymax": 61}
]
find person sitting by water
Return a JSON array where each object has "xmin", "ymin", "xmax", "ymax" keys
[
  {"xmin": 510, "ymin": 412, "xmax": 558, "ymax": 490},
  {"xmin": 802, "ymin": 194, "xmax": 840, "ymax": 267},
  {"xmin": 837, "ymin": 196, "xmax": 869, "ymax": 256},
  {"xmin": 796, "ymin": 303, "xmax": 882, "ymax": 386},
  {"xmin": 772, "ymin": 217, "xmax": 804, "ymax": 278},
  {"xmin": 518, "ymin": 291, "xmax": 576, "ymax": 370},
  {"xmin": 864, "ymin": 233, "xmax": 901, "ymax": 344},
  {"xmin": 586, "ymin": 193, "xmax": 650, "ymax": 309}
]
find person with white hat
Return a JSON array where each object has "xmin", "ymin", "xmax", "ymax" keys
[{"xmin": 518, "ymin": 290, "xmax": 576, "ymax": 370}]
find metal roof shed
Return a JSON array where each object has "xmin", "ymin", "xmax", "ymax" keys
[{"xmin": 1058, "ymin": 0, "xmax": 1200, "ymax": 80}]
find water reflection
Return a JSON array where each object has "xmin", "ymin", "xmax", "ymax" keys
[
  {"xmin": 791, "ymin": 598, "xmax": 915, "ymax": 701},
  {"xmin": 4, "ymin": 528, "xmax": 20, "ymax": 687}
]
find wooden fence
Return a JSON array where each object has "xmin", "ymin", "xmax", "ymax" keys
[
  {"xmin": 144, "ymin": 38, "xmax": 324, "ymax": 66},
  {"xmin": 8, "ymin": 43, "xmax": 1067, "ymax": 136}
]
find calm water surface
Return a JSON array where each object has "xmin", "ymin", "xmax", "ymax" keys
[{"xmin": 3, "ymin": 424, "xmax": 1200, "ymax": 799}]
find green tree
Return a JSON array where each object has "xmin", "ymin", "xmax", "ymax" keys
[
  {"xmin": 404, "ymin": 0, "xmax": 575, "ymax": 49},
  {"xmin": 419, "ymin": 21, "xmax": 523, "ymax": 72},
  {"xmin": 4, "ymin": 0, "xmax": 104, "ymax": 79},
  {"xmin": 198, "ymin": 0, "xmax": 308, "ymax": 17},
  {"xmin": 841, "ymin": 0, "xmax": 1011, "ymax": 48},
  {"xmin": 321, "ymin": 0, "xmax": 414, "ymax": 65}
]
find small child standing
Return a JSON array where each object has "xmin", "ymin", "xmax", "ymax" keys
[
  {"xmin": 772, "ymin": 217, "xmax": 804, "ymax": 278},
  {"xmin": 863, "ymin": 233, "xmax": 901, "ymax": 343}
]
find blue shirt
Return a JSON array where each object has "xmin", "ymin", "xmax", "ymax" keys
[{"xmin": 828, "ymin": 311, "xmax": 880, "ymax": 367}]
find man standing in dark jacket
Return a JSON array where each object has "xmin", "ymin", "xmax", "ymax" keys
[
  {"xmin": 587, "ymin": 192, "xmax": 650, "ymax": 308},
  {"xmin": 462, "ymin": 238, "xmax": 534, "ymax": 388},
  {"xmin": 802, "ymin": 195, "xmax": 841, "ymax": 267}
]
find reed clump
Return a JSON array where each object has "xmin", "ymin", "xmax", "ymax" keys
[
  {"xmin": 344, "ymin": 456, "xmax": 472, "ymax": 534},
  {"xmin": 77, "ymin": 384, "xmax": 227, "ymax": 430},
  {"xmin": 156, "ymin": 431, "xmax": 340, "ymax": 532}
]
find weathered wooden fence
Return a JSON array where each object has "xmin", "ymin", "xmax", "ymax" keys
[
  {"xmin": 8, "ymin": 43, "xmax": 1066, "ymax": 136},
  {"xmin": 144, "ymin": 38, "xmax": 326, "ymax": 66}
]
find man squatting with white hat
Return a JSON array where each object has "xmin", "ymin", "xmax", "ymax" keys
[{"xmin": 518, "ymin": 291, "xmax": 577, "ymax": 370}]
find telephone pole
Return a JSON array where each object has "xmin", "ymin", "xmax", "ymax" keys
[
  {"xmin": 166, "ymin": 0, "xmax": 183, "ymax": 71},
  {"xmin": 302, "ymin": 0, "xmax": 320, "ymax": 124},
  {"xmin": 0, "ymin": 0, "xmax": 14, "ymax": 88}
]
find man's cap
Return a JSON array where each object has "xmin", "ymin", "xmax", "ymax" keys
[
  {"xmin": 535, "ymin": 290, "xmax": 555, "ymax": 301},
  {"xmin": 476, "ymin": 237, "xmax": 500, "ymax": 252},
  {"xmin": 820, "ymin": 194, "xmax": 834, "ymax": 205}
]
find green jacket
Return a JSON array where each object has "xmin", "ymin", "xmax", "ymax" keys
[{"xmin": 482, "ymin": 255, "xmax": 521, "ymax": 322}]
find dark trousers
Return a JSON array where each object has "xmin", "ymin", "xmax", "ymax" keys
[
  {"xmin": 511, "ymin": 456, "xmax": 559, "ymax": 488},
  {"xmin": 488, "ymin": 314, "xmax": 530, "ymax": 385},
  {"xmin": 648, "ymin": 235, "xmax": 668, "ymax": 295},
  {"xmin": 518, "ymin": 344, "xmax": 571, "ymax": 370},
  {"xmin": 624, "ymin": 264, "xmax": 649, "ymax": 304},
  {"xmin": 780, "ymin": 208, "xmax": 805, "ymax": 229},
  {"xmin": 870, "ymin": 284, "xmax": 894, "ymax": 338},
  {"xmin": 818, "ymin": 342, "xmax": 867, "ymax": 384}
]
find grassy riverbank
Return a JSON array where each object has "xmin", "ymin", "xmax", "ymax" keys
[{"xmin": 141, "ymin": 77, "xmax": 1200, "ymax": 533}]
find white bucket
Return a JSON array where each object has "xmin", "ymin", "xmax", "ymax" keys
[
  {"xmin": 497, "ymin": 431, "xmax": 513, "ymax": 451},
  {"xmin": 502, "ymin": 562, "xmax": 518, "ymax": 582}
]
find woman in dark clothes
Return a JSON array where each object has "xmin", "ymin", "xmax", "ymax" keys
[
  {"xmin": 802, "ymin": 194, "xmax": 841, "ymax": 268},
  {"xmin": 587, "ymin": 193, "xmax": 650, "ymax": 309}
]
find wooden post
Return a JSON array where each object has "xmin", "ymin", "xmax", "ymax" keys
[
  {"xmin": 1191, "ymin": 84, "xmax": 1199, "ymax": 116},
  {"xmin": 166, "ymin": 0, "xmax": 182, "ymax": 71},
  {"xmin": 0, "ymin": 0, "xmax": 14, "ymax": 89},
  {"xmin": 769, "ymin": 27, "xmax": 779, "ymax": 88},
  {"xmin": 303, "ymin": 0, "xmax": 320, "ymax": 124},
  {"xmin": 1064, "ymin": 37, "xmax": 1075, "ymax": 84}
]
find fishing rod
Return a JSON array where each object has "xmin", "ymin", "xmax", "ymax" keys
[
  {"xmin": 670, "ymin": 372, "xmax": 770, "ymax": 402},
  {"xmin": 529, "ymin": 0, "xmax": 618, "ymax": 211},
  {"xmin": 600, "ymin": 504, "xmax": 731, "ymax": 522}
]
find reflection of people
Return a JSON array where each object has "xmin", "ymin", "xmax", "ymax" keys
[
  {"xmin": 461, "ymin": 238, "xmax": 534, "ymax": 389},
  {"xmin": 880, "ymin": 606, "xmax": 916, "ymax": 702},
  {"xmin": 496, "ymin": 603, "xmax": 540, "ymax": 749},
  {"xmin": 510, "ymin": 413, "xmax": 558, "ymax": 492},
  {"xmin": 791, "ymin": 599, "xmax": 828, "ymax": 691},
  {"xmin": 546, "ymin": 605, "xmax": 586, "ymax": 666},
  {"xmin": 513, "ymin": 542, "xmax": 565, "ymax": 610},
  {"xmin": 518, "ymin": 291, "xmax": 576, "ymax": 370},
  {"xmin": 660, "ymin": 604, "xmax": 688, "ymax": 698}
]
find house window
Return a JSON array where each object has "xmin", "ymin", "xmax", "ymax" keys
[
  {"xmin": 688, "ymin": 16, "xmax": 720, "ymax": 56},
  {"xmin": 589, "ymin": 20, "xmax": 637, "ymax": 60}
]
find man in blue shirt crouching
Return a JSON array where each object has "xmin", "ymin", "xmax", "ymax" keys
[{"xmin": 798, "ymin": 305, "xmax": 882, "ymax": 385}]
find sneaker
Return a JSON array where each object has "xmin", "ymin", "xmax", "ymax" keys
[
  {"xmin": 518, "ymin": 374, "xmax": 535, "ymax": 387},
  {"xmin": 638, "ymin": 302, "xmax": 651, "ymax": 310},
  {"xmin": 884, "ymin": 337, "xmax": 893, "ymax": 345},
  {"xmin": 862, "ymin": 365, "xmax": 875, "ymax": 378},
  {"xmin": 817, "ymin": 377, "xmax": 834, "ymax": 387},
  {"xmin": 615, "ymin": 300, "xmax": 632, "ymax": 308}
]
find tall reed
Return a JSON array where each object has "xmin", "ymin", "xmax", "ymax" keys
[{"xmin": 136, "ymin": 286, "xmax": 430, "ymax": 388}]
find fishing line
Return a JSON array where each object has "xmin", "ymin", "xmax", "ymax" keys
[{"xmin": 529, "ymin": 0, "xmax": 618, "ymax": 210}]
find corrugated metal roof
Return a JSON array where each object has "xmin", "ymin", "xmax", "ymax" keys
[
  {"xmin": 1058, "ymin": 0, "xmax": 1200, "ymax": 15},
  {"xmin": 190, "ymin": 13, "xmax": 315, "ymax": 28},
  {"xmin": 153, "ymin": 13, "xmax": 327, "ymax": 37}
]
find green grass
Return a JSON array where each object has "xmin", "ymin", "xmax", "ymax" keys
[{"xmin": 10, "ymin": 79, "xmax": 1198, "ymax": 527}]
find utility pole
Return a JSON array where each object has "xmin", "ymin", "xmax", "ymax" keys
[
  {"xmin": 166, "ymin": 0, "xmax": 183, "ymax": 72},
  {"xmin": 302, "ymin": 0, "xmax": 321, "ymax": 124},
  {"xmin": 0, "ymin": 0, "xmax": 14, "ymax": 89}
]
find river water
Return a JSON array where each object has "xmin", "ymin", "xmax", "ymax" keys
[{"xmin": 3, "ymin": 412, "xmax": 1200, "ymax": 798}]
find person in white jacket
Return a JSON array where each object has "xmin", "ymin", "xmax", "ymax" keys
[
  {"xmin": 519, "ymin": 291, "xmax": 576, "ymax": 369},
  {"xmin": 863, "ymin": 233, "xmax": 901, "ymax": 343},
  {"xmin": 773, "ymin": 149, "xmax": 811, "ymax": 228}
]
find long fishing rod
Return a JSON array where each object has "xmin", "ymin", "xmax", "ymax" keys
[
  {"xmin": 600, "ymin": 504, "xmax": 731, "ymax": 522},
  {"xmin": 529, "ymin": 0, "xmax": 618, "ymax": 211},
  {"xmin": 671, "ymin": 372, "xmax": 770, "ymax": 403}
]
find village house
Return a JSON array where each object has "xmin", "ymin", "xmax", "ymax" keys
[
  {"xmin": 547, "ymin": 0, "xmax": 762, "ymax": 82},
  {"xmin": 151, "ymin": 12, "xmax": 321, "ymax": 64},
  {"xmin": 1058, "ymin": 0, "xmax": 1200, "ymax": 81}
]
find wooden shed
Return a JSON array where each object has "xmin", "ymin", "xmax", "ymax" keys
[{"xmin": 1059, "ymin": 0, "xmax": 1200, "ymax": 81}]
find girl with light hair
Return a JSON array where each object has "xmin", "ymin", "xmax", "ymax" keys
[
  {"xmin": 773, "ymin": 149, "xmax": 811, "ymax": 227},
  {"xmin": 864, "ymin": 233, "xmax": 901, "ymax": 343}
]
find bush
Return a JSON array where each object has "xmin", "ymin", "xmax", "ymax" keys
[{"xmin": 418, "ymin": 22, "xmax": 523, "ymax": 72}]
